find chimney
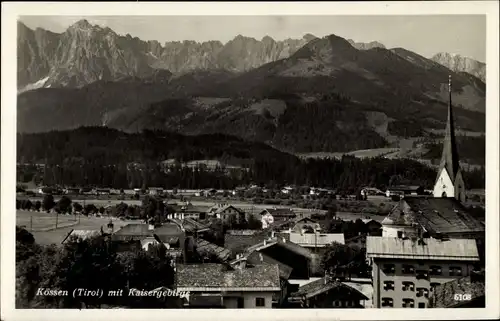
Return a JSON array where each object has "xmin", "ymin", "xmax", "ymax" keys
[
  {"xmin": 271, "ymin": 231, "xmax": 275, "ymax": 238},
  {"xmin": 259, "ymin": 253, "xmax": 263, "ymax": 262},
  {"xmin": 282, "ymin": 237, "xmax": 286, "ymax": 243},
  {"xmin": 263, "ymin": 240, "xmax": 267, "ymax": 246}
]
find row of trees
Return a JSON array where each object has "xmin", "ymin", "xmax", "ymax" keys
[{"xmin": 17, "ymin": 155, "xmax": 486, "ymax": 192}]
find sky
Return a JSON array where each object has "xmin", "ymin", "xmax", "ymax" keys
[{"xmin": 19, "ymin": 15, "xmax": 486, "ymax": 62}]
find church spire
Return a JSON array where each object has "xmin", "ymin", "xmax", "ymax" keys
[
  {"xmin": 433, "ymin": 75, "xmax": 465, "ymax": 202},
  {"xmin": 439, "ymin": 75, "xmax": 460, "ymax": 181}
]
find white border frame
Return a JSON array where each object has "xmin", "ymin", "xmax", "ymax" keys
[{"xmin": 2, "ymin": 2, "xmax": 499, "ymax": 320}]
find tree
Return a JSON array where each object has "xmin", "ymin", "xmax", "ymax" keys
[
  {"xmin": 55, "ymin": 196, "xmax": 72, "ymax": 213},
  {"xmin": 73, "ymin": 202, "xmax": 83, "ymax": 213},
  {"xmin": 326, "ymin": 205, "xmax": 337, "ymax": 221},
  {"xmin": 34, "ymin": 201, "xmax": 42, "ymax": 212},
  {"xmin": 83, "ymin": 204, "xmax": 98, "ymax": 216},
  {"xmin": 42, "ymin": 195, "xmax": 55, "ymax": 212}
]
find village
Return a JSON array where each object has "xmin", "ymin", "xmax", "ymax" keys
[{"xmin": 15, "ymin": 77, "xmax": 486, "ymax": 310}]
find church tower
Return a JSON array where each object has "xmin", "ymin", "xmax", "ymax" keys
[{"xmin": 433, "ymin": 75, "xmax": 466, "ymax": 202}]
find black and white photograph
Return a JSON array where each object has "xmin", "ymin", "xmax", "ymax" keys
[{"xmin": 1, "ymin": 2, "xmax": 499, "ymax": 320}]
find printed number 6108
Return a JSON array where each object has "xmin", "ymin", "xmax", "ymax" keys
[{"xmin": 454, "ymin": 293, "xmax": 472, "ymax": 301}]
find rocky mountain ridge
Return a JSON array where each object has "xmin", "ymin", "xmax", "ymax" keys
[{"xmin": 431, "ymin": 52, "xmax": 486, "ymax": 82}]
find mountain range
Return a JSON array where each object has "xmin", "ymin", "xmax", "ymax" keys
[
  {"xmin": 17, "ymin": 19, "xmax": 486, "ymax": 157},
  {"xmin": 431, "ymin": 52, "xmax": 486, "ymax": 82}
]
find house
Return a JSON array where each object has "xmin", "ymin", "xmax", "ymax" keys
[
  {"xmin": 259, "ymin": 208, "xmax": 296, "ymax": 228},
  {"xmin": 95, "ymin": 188, "xmax": 111, "ymax": 195},
  {"xmin": 175, "ymin": 263, "xmax": 281, "ymax": 308},
  {"xmin": 235, "ymin": 235, "xmax": 313, "ymax": 280},
  {"xmin": 244, "ymin": 252, "xmax": 293, "ymax": 307},
  {"xmin": 111, "ymin": 222, "xmax": 188, "ymax": 256},
  {"xmin": 168, "ymin": 202, "xmax": 211, "ymax": 220},
  {"xmin": 38, "ymin": 186, "xmax": 55, "ymax": 195},
  {"xmin": 366, "ymin": 236, "xmax": 480, "ymax": 308},
  {"xmin": 140, "ymin": 236, "xmax": 183, "ymax": 260},
  {"xmin": 287, "ymin": 276, "xmax": 369, "ymax": 308},
  {"xmin": 287, "ymin": 232, "xmax": 345, "ymax": 252},
  {"xmin": 281, "ymin": 186, "xmax": 295, "ymax": 195},
  {"xmin": 148, "ymin": 187, "xmax": 164, "ymax": 196},
  {"xmin": 361, "ymin": 219, "xmax": 383, "ymax": 236},
  {"xmin": 428, "ymin": 271, "xmax": 485, "ymax": 308},
  {"xmin": 290, "ymin": 217, "xmax": 322, "ymax": 233},
  {"xmin": 231, "ymin": 186, "xmax": 247, "ymax": 196},
  {"xmin": 209, "ymin": 204, "xmax": 245, "ymax": 224},
  {"xmin": 385, "ymin": 185, "xmax": 425, "ymax": 198},
  {"xmin": 381, "ymin": 197, "xmax": 485, "ymax": 240},
  {"xmin": 63, "ymin": 187, "xmax": 80, "ymax": 195}
]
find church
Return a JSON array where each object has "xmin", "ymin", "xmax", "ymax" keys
[{"xmin": 381, "ymin": 76, "xmax": 485, "ymax": 240}]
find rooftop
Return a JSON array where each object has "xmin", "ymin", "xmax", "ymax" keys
[
  {"xmin": 260, "ymin": 208, "xmax": 296, "ymax": 217},
  {"xmin": 175, "ymin": 264, "xmax": 280, "ymax": 291},
  {"xmin": 366, "ymin": 236, "xmax": 480, "ymax": 261},
  {"xmin": 246, "ymin": 251, "xmax": 293, "ymax": 280},
  {"xmin": 290, "ymin": 277, "xmax": 369, "ymax": 300},
  {"xmin": 381, "ymin": 197, "xmax": 485, "ymax": 236},
  {"xmin": 111, "ymin": 223, "xmax": 184, "ymax": 241},
  {"xmin": 429, "ymin": 272, "xmax": 485, "ymax": 308},
  {"xmin": 196, "ymin": 239, "xmax": 231, "ymax": 262},
  {"xmin": 224, "ymin": 232, "xmax": 270, "ymax": 255},
  {"xmin": 288, "ymin": 232, "xmax": 345, "ymax": 247}
]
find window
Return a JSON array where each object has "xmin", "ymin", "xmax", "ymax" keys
[
  {"xmin": 449, "ymin": 266, "xmax": 462, "ymax": 276},
  {"xmin": 402, "ymin": 298, "xmax": 415, "ymax": 308},
  {"xmin": 382, "ymin": 264, "xmax": 396, "ymax": 274},
  {"xmin": 383, "ymin": 281, "xmax": 395, "ymax": 291},
  {"xmin": 255, "ymin": 297, "xmax": 265, "ymax": 307},
  {"xmin": 397, "ymin": 231, "xmax": 404, "ymax": 238},
  {"xmin": 333, "ymin": 300, "xmax": 342, "ymax": 307},
  {"xmin": 237, "ymin": 297, "xmax": 244, "ymax": 308},
  {"xmin": 402, "ymin": 264, "xmax": 415, "ymax": 274},
  {"xmin": 416, "ymin": 269, "xmax": 429, "ymax": 280},
  {"xmin": 381, "ymin": 297, "xmax": 393, "ymax": 307},
  {"xmin": 418, "ymin": 302, "xmax": 426, "ymax": 308},
  {"xmin": 430, "ymin": 283, "xmax": 441, "ymax": 291},
  {"xmin": 402, "ymin": 282, "xmax": 415, "ymax": 291},
  {"xmin": 429, "ymin": 265, "xmax": 442, "ymax": 276},
  {"xmin": 416, "ymin": 288, "xmax": 429, "ymax": 298}
]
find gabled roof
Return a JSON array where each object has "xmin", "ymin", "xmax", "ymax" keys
[
  {"xmin": 366, "ymin": 236, "xmax": 480, "ymax": 261},
  {"xmin": 382, "ymin": 197, "xmax": 485, "ymax": 236},
  {"xmin": 246, "ymin": 251, "xmax": 293, "ymax": 280},
  {"xmin": 196, "ymin": 239, "xmax": 231, "ymax": 262},
  {"xmin": 429, "ymin": 272, "xmax": 485, "ymax": 308},
  {"xmin": 260, "ymin": 208, "xmax": 296, "ymax": 217},
  {"xmin": 182, "ymin": 218, "xmax": 210, "ymax": 233},
  {"xmin": 210, "ymin": 205, "xmax": 244, "ymax": 215},
  {"xmin": 288, "ymin": 232, "xmax": 345, "ymax": 247},
  {"xmin": 290, "ymin": 277, "xmax": 369, "ymax": 300},
  {"xmin": 111, "ymin": 223, "xmax": 184, "ymax": 241},
  {"xmin": 224, "ymin": 232, "xmax": 270, "ymax": 255},
  {"xmin": 175, "ymin": 264, "xmax": 280, "ymax": 291}
]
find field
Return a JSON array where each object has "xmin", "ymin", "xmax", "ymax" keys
[{"xmin": 17, "ymin": 210, "xmax": 134, "ymax": 245}]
